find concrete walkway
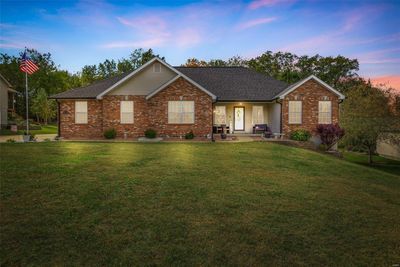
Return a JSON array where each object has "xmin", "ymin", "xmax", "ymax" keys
[{"xmin": 0, "ymin": 134, "xmax": 57, "ymax": 142}]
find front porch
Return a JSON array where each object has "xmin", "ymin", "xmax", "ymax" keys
[{"xmin": 213, "ymin": 102, "xmax": 282, "ymax": 135}]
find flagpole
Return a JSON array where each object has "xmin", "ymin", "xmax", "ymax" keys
[{"xmin": 25, "ymin": 58, "xmax": 29, "ymax": 135}]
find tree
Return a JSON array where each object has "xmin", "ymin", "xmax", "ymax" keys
[
  {"xmin": 341, "ymin": 82, "xmax": 399, "ymax": 164},
  {"xmin": 98, "ymin": 59, "xmax": 117, "ymax": 79},
  {"xmin": 31, "ymin": 88, "xmax": 56, "ymax": 124},
  {"xmin": 247, "ymin": 51, "xmax": 359, "ymax": 88},
  {"xmin": 81, "ymin": 65, "xmax": 98, "ymax": 86},
  {"xmin": 0, "ymin": 49, "xmax": 79, "ymax": 117},
  {"xmin": 141, "ymin": 48, "xmax": 164, "ymax": 65},
  {"xmin": 183, "ymin": 58, "xmax": 208, "ymax": 67}
]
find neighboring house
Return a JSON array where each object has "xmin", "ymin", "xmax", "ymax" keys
[
  {"xmin": 50, "ymin": 58, "xmax": 345, "ymax": 139},
  {"xmin": 0, "ymin": 73, "xmax": 17, "ymax": 128},
  {"xmin": 377, "ymin": 134, "xmax": 400, "ymax": 160}
]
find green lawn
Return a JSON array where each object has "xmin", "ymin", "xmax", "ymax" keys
[
  {"xmin": 0, "ymin": 142, "xmax": 399, "ymax": 266},
  {"xmin": 343, "ymin": 150, "xmax": 400, "ymax": 176},
  {"xmin": 0, "ymin": 124, "xmax": 58, "ymax": 135}
]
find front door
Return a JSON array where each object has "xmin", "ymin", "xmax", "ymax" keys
[{"xmin": 234, "ymin": 107, "xmax": 245, "ymax": 131}]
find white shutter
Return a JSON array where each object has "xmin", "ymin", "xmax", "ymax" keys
[
  {"xmin": 288, "ymin": 101, "xmax": 302, "ymax": 124},
  {"xmin": 120, "ymin": 101, "xmax": 134, "ymax": 124},
  {"xmin": 75, "ymin": 101, "xmax": 88, "ymax": 124}
]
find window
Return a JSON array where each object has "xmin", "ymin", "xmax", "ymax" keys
[
  {"xmin": 252, "ymin": 106, "xmax": 264, "ymax": 124},
  {"xmin": 153, "ymin": 63, "xmax": 161, "ymax": 73},
  {"xmin": 318, "ymin": 101, "xmax": 331, "ymax": 124},
  {"xmin": 214, "ymin": 106, "xmax": 226, "ymax": 125},
  {"xmin": 288, "ymin": 101, "xmax": 302, "ymax": 124},
  {"xmin": 168, "ymin": 101, "xmax": 194, "ymax": 124},
  {"xmin": 75, "ymin": 101, "xmax": 88, "ymax": 124},
  {"xmin": 120, "ymin": 101, "xmax": 134, "ymax": 124}
]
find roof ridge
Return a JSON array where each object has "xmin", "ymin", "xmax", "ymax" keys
[{"xmin": 174, "ymin": 66, "xmax": 246, "ymax": 68}]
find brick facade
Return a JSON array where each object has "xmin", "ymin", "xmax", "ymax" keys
[
  {"xmin": 147, "ymin": 78, "xmax": 213, "ymax": 136},
  {"xmin": 282, "ymin": 79, "xmax": 340, "ymax": 136},
  {"xmin": 58, "ymin": 78, "xmax": 213, "ymax": 139}
]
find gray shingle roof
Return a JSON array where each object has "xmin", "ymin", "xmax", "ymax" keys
[
  {"xmin": 50, "ymin": 66, "xmax": 288, "ymax": 101},
  {"xmin": 176, "ymin": 67, "xmax": 288, "ymax": 101},
  {"xmin": 49, "ymin": 71, "xmax": 133, "ymax": 99}
]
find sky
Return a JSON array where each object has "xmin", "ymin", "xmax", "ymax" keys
[{"xmin": 1, "ymin": 0, "xmax": 400, "ymax": 90}]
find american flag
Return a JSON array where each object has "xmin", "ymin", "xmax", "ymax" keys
[{"xmin": 20, "ymin": 52, "xmax": 39, "ymax": 74}]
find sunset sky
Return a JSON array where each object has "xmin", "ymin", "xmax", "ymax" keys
[{"xmin": 1, "ymin": 0, "xmax": 399, "ymax": 89}]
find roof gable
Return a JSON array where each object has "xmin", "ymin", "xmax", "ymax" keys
[
  {"xmin": 276, "ymin": 75, "xmax": 345, "ymax": 99},
  {"xmin": 0, "ymin": 73, "xmax": 12, "ymax": 88},
  {"xmin": 97, "ymin": 58, "xmax": 216, "ymax": 100}
]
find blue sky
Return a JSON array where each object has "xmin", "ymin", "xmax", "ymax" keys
[{"xmin": 1, "ymin": 0, "xmax": 400, "ymax": 88}]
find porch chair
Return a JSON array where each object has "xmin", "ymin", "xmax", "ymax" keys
[{"xmin": 253, "ymin": 124, "xmax": 273, "ymax": 138}]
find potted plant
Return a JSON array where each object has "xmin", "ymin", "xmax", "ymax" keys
[{"xmin": 22, "ymin": 132, "xmax": 30, "ymax": 142}]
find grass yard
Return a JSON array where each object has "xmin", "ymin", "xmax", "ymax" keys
[
  {"xmin": 0, "ymin": 142, "xmax": 399, "ymax": 266},
  {"xmin": 343, "ymin": 150, "xmax": 400, "ymax": 176},
  {"xmin": 0, "ymin": 124, "xmax": 58, "ymax": 135}
]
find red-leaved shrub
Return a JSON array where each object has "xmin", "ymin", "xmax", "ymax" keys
[{"xmin": 315, "ymin": 124, "xmax": 345, "ymax": 150}]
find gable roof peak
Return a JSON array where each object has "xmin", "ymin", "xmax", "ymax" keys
[{"xmin": 276, "ymin": 75, "xmax": 345, "ymax": 100}]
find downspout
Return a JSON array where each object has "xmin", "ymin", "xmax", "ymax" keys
[
  {"xmin": 275, "ymin": 98, "xmax": 283, "ymax": 134},
  {"xmin": 211, "ymin": 99, "xmax": 216, "ymax": 142},
  {"xmin": 57, "ymin": 100, "xmax": 61, "ymax": 137}
]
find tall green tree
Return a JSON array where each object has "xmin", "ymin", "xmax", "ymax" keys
[
  {"xmin": 80, "ymin": 65, "xmax": 98, "ymax": 86},
  {"xmin": 0, "ymin": 49, "xmax": 79, "ymax": 117},
  {"xmin": 341, "ymin": 82, "xmax": 399, "ymax": 164},
  {"xmin": 31, "ymin": 88, "xmax": 57, "ymax": 124}
]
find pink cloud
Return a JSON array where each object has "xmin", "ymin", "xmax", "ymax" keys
[
  {"xmin": 175, "ymin": 28, "xmax": 202, "ymax": 47},
  {"xmin": 117, "ymin": 16, "xmax": 168, "ymax": 36},
  {"xmin": 248, "ymin": 0, "xmax": 295, "ymax": 10},
  {"xmin": 356, "ymin": 48, "xmax": 400, "ymax": 64},
  {"xmin": 370, "ymin": 75, "xmax": 400, "ymax": 91},
  {"xmin": 279, "ymin": 6, "xmax": 385, "ymax": 54},
  {"xmin": 237, "ymin": 17, "xmax": 277, "ymax": 30},
  {"xmin": 0, "ymin": 37, "xmax": 38, "ymax": 49},
  {"xmin": 102, "ymin": 38, "xmax": 166, "ymax": 49}
]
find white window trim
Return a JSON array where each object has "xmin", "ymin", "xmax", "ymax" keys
[
  {"xmin": 75, "ymin": 101, "xmax": 88, "ymax": 124},
  {"xmin": 288, "ymin": 101, "xmax": 302, "ymax": 124},
  {"xmin": 168, "ymin": 101, "xmax": 195, "ymax": 124},
  {"xmin": 318, "ymin": 101, "xmax": 332, "ymax": 124},
  {"xmin": 252, "ymin": 105, "xmax": 264, "ymax": 124},
  {"xmin": 120, "ymin": 101, "xmax": 134, "ymax": 124}
]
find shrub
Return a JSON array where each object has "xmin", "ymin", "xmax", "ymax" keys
[
  {"xmin": 104, "ymin": 128, "xmax": 117, "ymax": 139},
  {"xmin": 6, "ymin": 139, "xmax": 16, "ymax": 143},
  {"xmin": 185, "ymin": 131, "xmax": 195, "ymax": 139},
  {"xmin": 290, "ymin": 129, "xmax": 311, "ymax": 141},
  {"xmin": 144, "ymin": 129, "xmax": 157, "ymax": 139},
  {"xmin": 315, "ymin": 124, "xmax": 345, "ymax": 151}
]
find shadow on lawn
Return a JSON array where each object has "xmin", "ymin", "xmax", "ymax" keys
[{"xmin": 342, "ymin": 151, "xmax": 400, "ymax": 176}]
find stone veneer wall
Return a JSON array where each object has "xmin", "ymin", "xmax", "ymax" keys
[
  {"xmin": 59, "ymin": 77, "xmax": 213, "ymax": 139},
  {"xmin": 282, "ymin": 79, "xmax": 340, "ymax": 137}
]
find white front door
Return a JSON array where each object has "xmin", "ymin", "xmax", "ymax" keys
[{"xmin": 234, "ymin": 107, "xmax": 245, "ymax": 131}]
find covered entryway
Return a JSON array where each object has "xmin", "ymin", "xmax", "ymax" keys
[{"xmin": 213, "ymin": 102, "xmax": 281, "ymax": 134}]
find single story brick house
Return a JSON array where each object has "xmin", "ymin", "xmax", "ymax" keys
[{"xmin": 50, "ymin": 57, "xmax": 345, "ymax": 139}]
